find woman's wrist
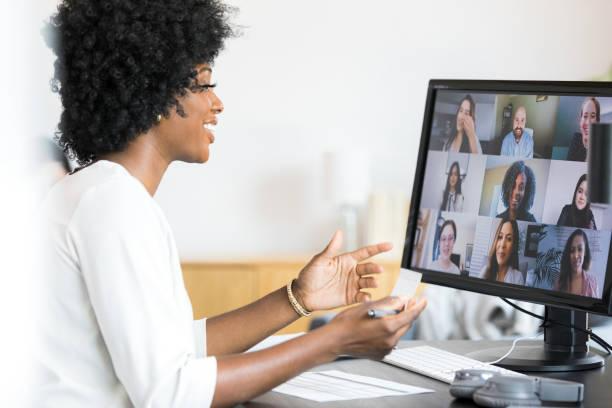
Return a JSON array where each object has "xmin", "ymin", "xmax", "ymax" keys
[
  {"xmin": 314, "ymin": 320, "xmax": 346, "ymax": 360},
  {"xmin": 291, "ymin": 279, "xmax": 313, "ymax": 312}
]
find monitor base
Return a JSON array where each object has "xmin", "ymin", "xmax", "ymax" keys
[
  {"xmin": 467, "ymin": 345, "xmax": 604, "ymax": 372},
  {"xmin": 466, "ymin": 305, "xmax": 606, "ymax": 372}
]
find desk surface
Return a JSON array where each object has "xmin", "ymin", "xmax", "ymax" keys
[{"xmin": 245, "ymin": 340, "xmax": 610, "ymax": 407}]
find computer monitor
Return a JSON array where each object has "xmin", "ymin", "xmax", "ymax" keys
[{"xmin": 402, "ymin": 80, "xmax": 612, "ymax": 372}]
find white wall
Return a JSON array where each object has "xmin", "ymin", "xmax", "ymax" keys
[{"xmin": 36, "ymin": 0, "xmax": 612, "ymax": 260}]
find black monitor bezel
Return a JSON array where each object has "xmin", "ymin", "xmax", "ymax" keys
[{"xmin": 402, "ymin": 79, "xmax": 612, "ymax": 316}]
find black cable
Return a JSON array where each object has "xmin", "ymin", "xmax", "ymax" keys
[{"xmin": 501, "ymin": 297, "xmax": 612, "ymax": 354}]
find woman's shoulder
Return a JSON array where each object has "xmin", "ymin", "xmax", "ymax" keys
[
  {"xmin": 69, "ymin": 162, "xmax": 161, "ymax": 228},
  {"xmin": 450, "ymin": 263, "xmax": 461, "ymax": 274},
  {"xmin": 507, "ymin": 267, "xmax": 525, "ymax": 284},
  {"xmin": 522, "ymin": 210, "xmax": 536, "ymax": 222},
  {"xmin": 584, "ymin": 272, "xmax": 598, "ymax": 286},
  {"xmin": 479, "ymin": 264, "xmax": 488, "ymax": 278}
]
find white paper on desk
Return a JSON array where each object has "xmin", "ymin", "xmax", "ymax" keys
[
  {"xmin": 391, "ymin": 268, "xmax": 422, "ymax": 298},
  {"xmin": 272, "ymin": 370, "xmax": 433, "ymax": 402}
]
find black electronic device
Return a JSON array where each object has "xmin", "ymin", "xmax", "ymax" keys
[{"xmin": 403, "ymin": 80, "xmax": 612, "ymax": 371}]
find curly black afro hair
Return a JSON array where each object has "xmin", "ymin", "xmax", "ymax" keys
[
  {"xmin": 501, "ymin": 160, "xmax": 536, "ymax": 211},
  {"xmin": 46, "ymin": 0, "xmax": 235, "ymax": 164}
]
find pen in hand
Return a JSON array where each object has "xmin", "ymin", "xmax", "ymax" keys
[{"xmin": 367, "ymin": 308, "xmax": 402, "ymax": 319}]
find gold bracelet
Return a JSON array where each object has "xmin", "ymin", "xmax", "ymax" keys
[{"xmin": 286, "ymin": 279, "xmax": 311, "ymax": 317}]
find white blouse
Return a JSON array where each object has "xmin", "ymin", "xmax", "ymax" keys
[
  {"xmin": 479, "ymin": 265, "xmax": 525, "ymax": 285},
  {"xmin": 35, "ymin": 160, "xmax": 216, "ymax": 407},
  {"xmin": 429, "ymin": 259, "xmax": 461, "ymax": 275}
]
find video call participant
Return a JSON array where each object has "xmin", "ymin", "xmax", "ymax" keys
[
  {"xmin": 480, "ymin": 219, "xmax": 525, "ymax": 285},
  {"xmin": 557, "ymin": 174, "xmax": 597, "ymax": 229},
  {"xmin": 567, "ymin": 97, "xmax": 600, "ymax": 162},
  {"xmin": 440, "ymin": 161, "xmax": 464, "ymax": 212},
  {"xmin": 442, "ymin": 94, "xmax": 483, "ymax": 154},
  {"xmin": 429, "ymin": 219, "xmax": 460, "ymax": 274},
  {"xmin": 496, "ymin": 161, "xmax": 536, "ymax": 222},
  {"xmin": 555, "ymin": 229, "xmax": 599, "ymax": 298},
  {"xmin": 500, "ymin": 106, "xmax": 533, "ymax": 158}
]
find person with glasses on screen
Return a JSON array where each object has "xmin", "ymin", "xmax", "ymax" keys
[
  {"xmin": 37, "ymin": 1, "xmax": 428, "ymax": 406},
  {"xmin": 567, "ymin": 97, "xmax": 600, "ymax": 162},
  {"xmin": 557, "ymin": 174, "xmax": 597, "ymax": 229},
  {"xmin": 496, "ymin": 161, "xmax": 537, "ymax": 222},
  {"xmin": 500, "ymin": 106, "xmax": 534, "ymax": 158},
  {"xmin": 429, "ymin": 219, "xmax": 460, "ymax": 274},
  {"xmin": 440, "ymin": 161, "xmax": 464, "ymax": 212},
  {"xmin": 555, "ymin": 229, "xmax": 599, "ymax": 298},
  {"xmin": 480, "ymin": 219, "xmax": 525, "ymax": 285},
  {"xmin": 442, "ymin": 94, "xmax": 483, "ymax": 154}
]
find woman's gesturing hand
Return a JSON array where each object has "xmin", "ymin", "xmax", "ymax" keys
[
  {"xmin": 463, "ymin": 114, "xmax": 477, "ymax": 140},
  {"xmin": 294, "ymin": 230, "xmax": 393, "ymax": 312},
  {"xmin": 327, "ymin": 296, "xmax": 427, "ymax": 360}
]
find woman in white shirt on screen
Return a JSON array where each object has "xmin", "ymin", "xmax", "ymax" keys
[
  {"xmin": 440, "ymin": 161, "xmax": 464, "ymax": 212},
  {"xmin": 480, "ymin": 219, "xmax": 525, "ymax": 285},
  {"xmin": 36, "ymin": 1, "xmax": 427, "ymax": 407},
  {"xmin": 429, "ymin": 219, "xmax": 461, "ymax": 274}
]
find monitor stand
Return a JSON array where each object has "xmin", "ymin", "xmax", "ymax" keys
[{"xmin": 466, "ymin": 306, "xmax": 605, "ymax": 372}]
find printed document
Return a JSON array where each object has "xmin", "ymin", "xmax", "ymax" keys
[{"xmin": 272, "ymin": 370, "xmax": 433, "ymax": 402}]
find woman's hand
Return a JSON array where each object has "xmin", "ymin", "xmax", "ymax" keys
[
  {"xmin": 326, "ymin": 296, "xmax": 427, "ymax": 360},
  {"xmin": 294, "ymin": 230, "xmax": 392, "ymax": 312},
  {"xmin": 463, "ymin": 114, "xmax": 477, "ymax": 140}
]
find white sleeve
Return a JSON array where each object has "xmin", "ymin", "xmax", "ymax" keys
[
  {"xmin": 69, "ymin": 180, "xmax": 217, "ymax": 407},
  {"xmin": 193, "ymin": 319, "xmax": 207, "ymax": 358},
  {"xmin": 475, "ymin": 139, "xmax": 483, "ymax": 154}
]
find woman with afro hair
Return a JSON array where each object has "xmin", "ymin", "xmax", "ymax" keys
[
  {"xmin": 37, "ymin": 1, "xmax": 427, "ymax": 406},
  {"xmin": 496, "ymin": 160, "xmax": 537, "ymax": 222}
]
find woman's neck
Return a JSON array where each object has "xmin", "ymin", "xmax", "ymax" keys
[
  {"xmin": 498, "ymin": 264, "xmax": 509, "ymax": 281},
  {"xmin": 100, "ymin": 131, "xmax": 171, "ymax": 196},
  {"xmin": 439, "ymin": 257, "xmax": 452, "ymax": 269},
  {"xmin": 508, "ymin": 207, "xmax": 519, "ymax": 219},
  {"xmin": 571, "ymin": 267, "xmax": 583, "ymax": 278}
]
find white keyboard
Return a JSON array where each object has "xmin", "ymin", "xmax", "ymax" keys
[{"xmin": 383, "ymin": 345, "xmax": 526, "ymax": 384}]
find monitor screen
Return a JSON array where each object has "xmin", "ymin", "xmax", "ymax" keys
[{"xmin": 403, "ymin": 81, "xmax": 612, "ymax": 315}]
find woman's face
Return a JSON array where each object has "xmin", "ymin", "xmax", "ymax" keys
[
  {"xmin": 575, "ymin": 180, "xmax": 588, "ymax": 210},
  {"xmin": 569, "ymin": 234, "xmax": 586, "ymax": 274},
  {"xmin": 439, "ymin": 224, "xmax": 455, "ymax": 260},
  {"xmin": 495, "ymin": 221, "xmax": 514, "ymax": 267},
  {"xmin": 579, "ymin": 99, "xmax": 598, "ymax": 148},
  {"xmin": 510, "ymin": 172, "xmax": 526, "ymax": 211},
  {"xmin": 449, "ymin": 165, "xmax": 459, "ymax": 189},
  {"xmin": 456, "ymin": 99, "xmax": 472, "ymax": 132},
  {"xmin": 158, "ymin": 64, "xmax": 224, "ymax": 163}
]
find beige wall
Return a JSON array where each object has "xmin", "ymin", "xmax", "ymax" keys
[{"xmin": 34, "ymin": 0, "xmax": 612, "ymax": 260}]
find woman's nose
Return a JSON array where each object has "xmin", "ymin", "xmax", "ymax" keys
[{"xmin": 210, "ymin": 91, "xmax": 224, "ymax": 114}]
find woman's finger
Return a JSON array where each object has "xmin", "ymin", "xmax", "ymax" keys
[
  {"xmin": 320, "ymin": 230, "xmax": 343, "ymax": 257},
  {"xmin": 358, "ymin": 276, "xmax": 379, "ymax": 289},
  {"xmin": 348, "ymin": 242, "xmax": 393, "ymax": 262},
  {"xmin": 356, "ymin": 262, "xmax": 383, "ymax": 276},
  {"xmin": 354, "ymin": 291, "xmax": 372, "ymax": 303}
]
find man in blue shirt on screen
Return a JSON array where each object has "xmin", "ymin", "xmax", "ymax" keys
[{"xmin": 500, "ymin": 106, "xmax": 534, "ymax": 158}]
